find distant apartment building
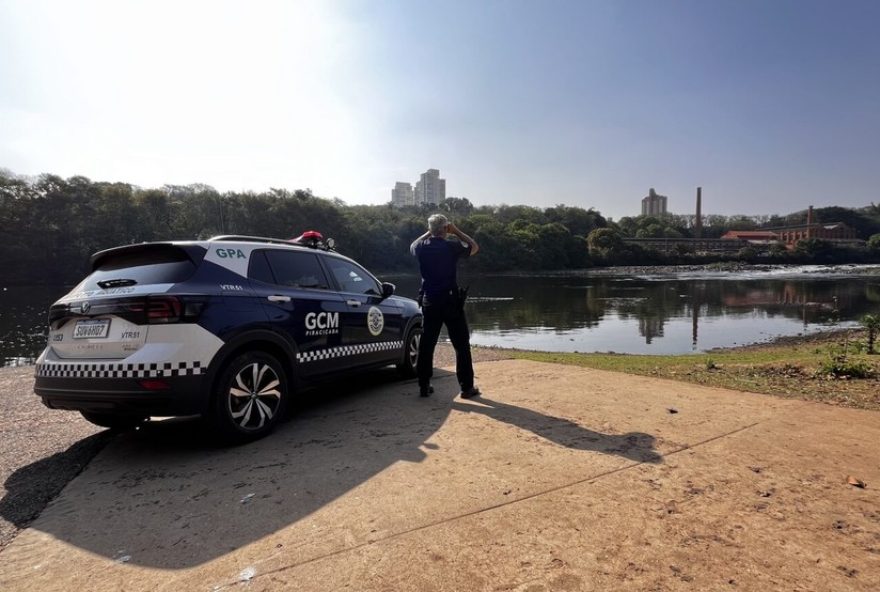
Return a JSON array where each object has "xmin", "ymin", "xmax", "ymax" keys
[
  {"xmin": 414, "ymin": 169, "xmax": 446, "ymax": 206},
  {"xmin": 391, "ymin": 182, "xmax": 414, "ymax": 207},
  {"xmin": 641, "ymin": 188, "xmax": 668, "ymax": 216},
  {"xmin": 390, "ymin": 168, "xmax": 448, "ymax": 208}
]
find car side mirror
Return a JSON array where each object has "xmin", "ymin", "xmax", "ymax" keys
[{"xmin": 381, "ymin": 282, "xmax": 395, "ymax": 299}]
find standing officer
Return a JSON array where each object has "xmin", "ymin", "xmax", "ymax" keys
[{"xmin": 410, "ymin": 214, "xmax": 481, "ymax": 399}]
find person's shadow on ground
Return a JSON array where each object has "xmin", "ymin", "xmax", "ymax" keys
[{"xmin": 452, "ymin": 397, "xmax": 662, "ymax": 463}]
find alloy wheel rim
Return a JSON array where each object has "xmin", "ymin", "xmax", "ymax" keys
[
  {"xmin": 228, "ymin": 362, "xmax": 282, "ymax": 430},
  {"xmin": 409, "ymin": 333, "xmax": 420, "ymax": 366}
]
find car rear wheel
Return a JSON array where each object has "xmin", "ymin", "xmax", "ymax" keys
[
  {"xmin": 210, "ymin": 351, "xmax": 288, "ymax": 443},
  {"xmin": 397, "ymin": 326, "xmax": 421, "ymax": 377},
  {"xmin": 80, "ymin": 411, "xmax": 146, "ymax": 431}
]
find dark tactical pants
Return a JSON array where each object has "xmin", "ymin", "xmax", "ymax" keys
[{"xmin": 417, "ymin": 295, "xmax": 474, "ymax": 391}]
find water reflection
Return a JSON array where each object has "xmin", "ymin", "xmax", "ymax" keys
[
  {"xmin": 0, "ymin": 286, "xmax": 68, "ymax": 367},
  {"xmin": 3, "ymin": 269, "xmax": 880, "ymax": 364},
  {"xmin": 392, "ymin": 270, "xmax": 880, "ymax": 355}
]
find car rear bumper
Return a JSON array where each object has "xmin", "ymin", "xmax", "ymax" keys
[{"xmin": 34, "ymin": 375, "xmax": 208, "ymax": 416}]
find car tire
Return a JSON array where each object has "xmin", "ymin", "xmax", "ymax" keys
[
  {"xmin": 80, "ymin": 411, "xmax": 146, "ymax": 431},
  {"xmin": 209, "ymin": 351, "xmax": 288, "ymax": 444},
  {"xmin": 397, "ymin": 325, "xmax": 422, "ymax": 377}
]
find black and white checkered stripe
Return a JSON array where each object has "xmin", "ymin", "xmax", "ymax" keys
[
  {"xmin": 35, "ymin": 360, "xmax": 205, "ymax": 379},
  {"xmin": 297, "ymin": 340, "xmax": 403, "ymax": 363}
]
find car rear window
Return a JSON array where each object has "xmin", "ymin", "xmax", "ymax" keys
[{"xmin": 81, "ymin": 246, "xmax": 197, "ymax": 290}]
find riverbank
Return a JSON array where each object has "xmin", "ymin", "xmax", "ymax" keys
[{"xmin": 503, "ymin": 328, "xmax": 880, "ymax": 411}]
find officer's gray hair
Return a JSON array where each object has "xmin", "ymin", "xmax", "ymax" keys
[{"xmin": 428, "ymin": 214, "xmax": 448, "ymax": 236}]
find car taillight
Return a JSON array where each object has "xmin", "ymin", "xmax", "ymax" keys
[
  {"xmin": 48, "ymin": 304, "xmax": 71, "ymax": 326},
  {"xmin": 147, "ymin": 296, "xmax": 182, "ymax": 323},
  {"xmin": 125, "ymin": 296, "xmax": 185, "ymax": 324}
]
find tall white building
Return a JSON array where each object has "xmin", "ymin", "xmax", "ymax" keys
[
  {"xmin": 414, "ymin": 169, "xmax": 446, "ymax": 206},
  {"xmin": 391, "ymin": 182, "xmax": 414, "ymax": 207},
  {"xmin": 641, "ymin": 188, "xmax": 668, "ymax": 216}
]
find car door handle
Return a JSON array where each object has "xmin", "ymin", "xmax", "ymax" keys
[
  {"xmin": 268, "ymin": 295, "xmax": 291, "ymax": 303},
  {"xmin": 346, "ymin": 299, "xmax": 361, "ymax": 307}
]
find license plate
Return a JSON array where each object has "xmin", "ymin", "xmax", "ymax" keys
[{"xmin": 73, "ymin": 319, "xmax": 111, "ymax": 339}]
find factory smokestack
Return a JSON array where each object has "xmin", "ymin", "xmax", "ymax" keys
[{"xmin": 695, "ymin": 187, "xmax": 702, "ymax": 239}]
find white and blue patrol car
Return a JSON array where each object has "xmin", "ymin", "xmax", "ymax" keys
[{"xmin": 34, "ymin": 233, "xmax": 423, "ymax": 442}]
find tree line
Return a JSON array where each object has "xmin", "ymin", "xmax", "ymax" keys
[{"xmin": 2, "ymin": 170, "xmax": 880, "ymax": 286}]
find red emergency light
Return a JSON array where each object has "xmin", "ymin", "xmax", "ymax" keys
[
  {"xmin": 292, "ymin": 230, "xmax": 323, "ymax": 242},
  {"xmin": 290, "ymin": 230, "xmax": 335, "ymax": 250},
  {"xmin": 290, "ymin": 230, "xmax": 323, "ymax": 246}
]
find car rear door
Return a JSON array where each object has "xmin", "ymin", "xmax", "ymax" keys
[{"xmin": 249, "ymin": 249, "xmax": 349, "ymax": 378}]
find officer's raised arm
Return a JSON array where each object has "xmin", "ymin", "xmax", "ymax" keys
[{"xmin": 447, "ymin": 223, "xmax": 479, "ymax": 256}]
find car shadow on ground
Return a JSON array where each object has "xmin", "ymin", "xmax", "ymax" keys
[
  {"xmin": 1, "ymin": 367, "xmax": 453, "ymax": 568},
  {"xmin": 1, "ymin": 367, "xmax": 662, "ymax": 570},
  {"xmin": 0, "ymin": 431, "xmax": 115, "ymax": 538}
]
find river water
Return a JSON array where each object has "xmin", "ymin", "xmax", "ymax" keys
[{"xmin": 2, "ymin": 265, "xmax": 880, "ymax": 366}]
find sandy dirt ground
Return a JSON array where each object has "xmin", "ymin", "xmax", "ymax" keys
[
  {"xmin": 0, "ymin": 344, "xmax": 507, "ymax": 550},
  {"xmin": 1, "ymin": 357, "xmax": 878, "ymax": 591}
]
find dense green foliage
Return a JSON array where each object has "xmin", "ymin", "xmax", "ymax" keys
[
  {"xmin": 2, "ymin": 170, "xmax": 879, "ymax": 285},
  {"xmin": 0, "ymin": 172, "xmax": 609, "ymax": 284}
]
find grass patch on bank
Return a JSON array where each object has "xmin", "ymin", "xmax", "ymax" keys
[{"xmin": 500, "ymin": 329, "xmax": 880, "ymax": 411}]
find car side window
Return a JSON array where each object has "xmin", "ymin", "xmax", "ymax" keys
[
  {"xmin": 247, "ymin": 250, "xmax": 276, "ymax": 284},
  {"xmin": 325, "ymin": 258, "xmax": 381, "ymax": 296},
  {"xmin": 263, "ymin": 250, "xmax": 331, "ymax": 290}
]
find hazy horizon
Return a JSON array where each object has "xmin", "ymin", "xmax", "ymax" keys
[{"xmin": 2, "ymin": 0, "xmax": 878, "ymax": 220}]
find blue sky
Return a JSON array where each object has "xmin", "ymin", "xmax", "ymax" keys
[{"xmin": 1, "ymin": 0, "xmax": 878, "ymax": 219}]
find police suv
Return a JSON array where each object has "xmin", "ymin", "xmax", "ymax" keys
[{"xmin": 33, "ymin": 233, "xmax": 423, "ymax": 442}]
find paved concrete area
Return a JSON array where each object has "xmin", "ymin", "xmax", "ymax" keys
[{"xmin": 1, "ymin": 360, "xmax": 878, "ymax": 591}]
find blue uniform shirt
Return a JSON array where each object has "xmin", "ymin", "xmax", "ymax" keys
[{"xmin": 411, "ymin": 236, "xmax": 471, "ymax": 300}]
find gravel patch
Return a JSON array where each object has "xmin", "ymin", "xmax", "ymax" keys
[{"xmin": 432, "ymin": 342, "xmax": 512, "ymax": 368}]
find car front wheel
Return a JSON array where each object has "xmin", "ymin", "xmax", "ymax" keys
[
  {"xmin": 397, "ymin": 326, "xmax": 421, "ymax": 377},
  {"xmin": 210, "ymin": 351, "xmax": 288, "ymax": 443}
]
